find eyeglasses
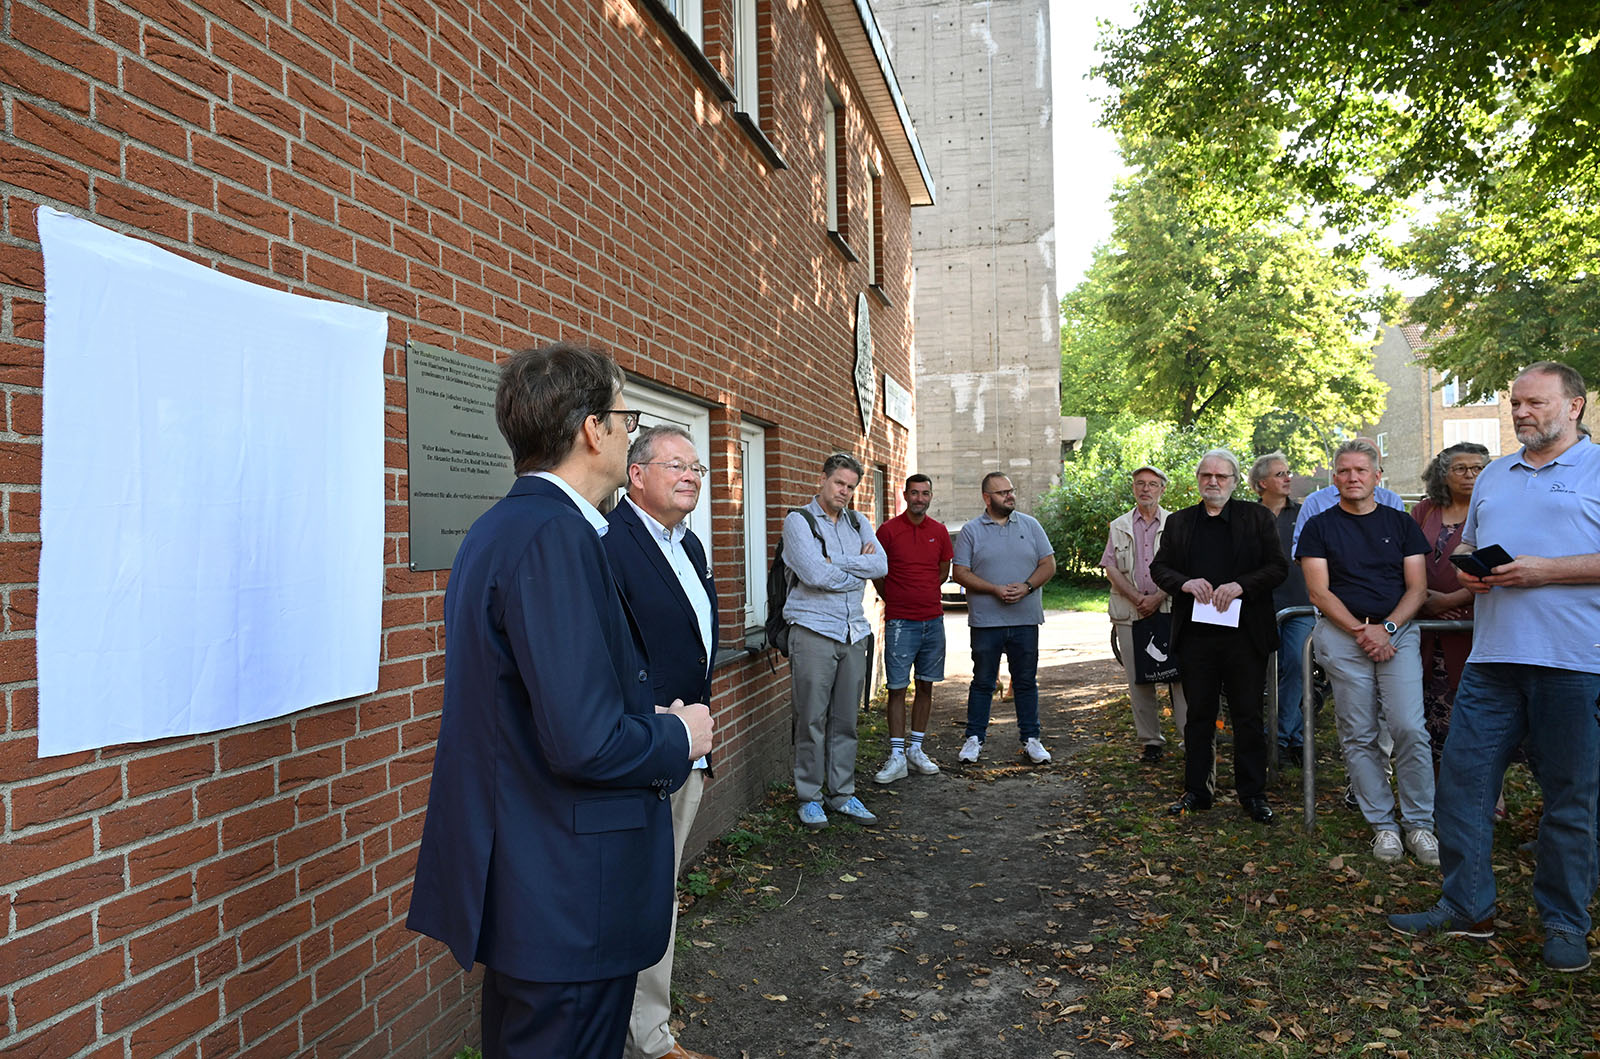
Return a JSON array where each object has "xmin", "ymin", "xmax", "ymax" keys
[
  {"xmin": 985, "ymin": 488, "xmax": 1016, "ymax": 497},
  {"xmin": 1268, "ymin": 470, "xmax": 1293, "ymax": 479},
  {"xmin": 639, "ymin": 460, "xmax": 709, "ymax": 479},
  {"xmin": 595, "ymin": 409, "xmax": 643, "ymax": 432},
  {"xmin": 1198, "ymin": 472, "xmax": 1237, "ymax": 482},
  {"xmin": 1449, "ymin": 464, "xmax": 1486, "ymax": 476}
]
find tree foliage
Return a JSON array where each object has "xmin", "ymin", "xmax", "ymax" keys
[
  {"xmin": 1060, "ymin": 158, "xmax": 1390, "ymax": 466},
  {"xmin": 1096, "ymin": 1, "xmax": 1600, "ymax": 268},
  {"xmin": 1398, "ymin": 208, "xmax": 1600, "ymax": 399}
]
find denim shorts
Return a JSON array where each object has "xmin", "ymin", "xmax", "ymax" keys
[{"xmin": 883, "ymin": 617, "xmax": 946, "ymax": 688}]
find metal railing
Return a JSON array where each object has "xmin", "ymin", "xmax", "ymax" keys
[{"xmin": 1266, "ymin": 606, "xmax": 1473, "ymax": 834}]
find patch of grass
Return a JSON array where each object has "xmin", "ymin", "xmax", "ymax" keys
[
  {"xmin": 1039, "ymin": 573, "xmax": 1109, "ymax": 613},
  {"xmin": 1059, "ymin": 703, "xmax": 1600, "ymax": 1057}
]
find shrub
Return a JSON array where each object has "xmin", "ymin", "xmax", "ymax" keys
[{"xmin": 1035, "ymin": 415, "xmax": 1253, "ymax": 575}]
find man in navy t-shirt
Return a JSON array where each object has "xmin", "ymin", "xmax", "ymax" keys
[{"xmin": 1298, "ymin": 438, "xmax": 1433, "ymax": 867}]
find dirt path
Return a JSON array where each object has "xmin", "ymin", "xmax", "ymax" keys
[{"xmin": 671, "ymin": 612, "xmax": 1132, "ymax": 1059}]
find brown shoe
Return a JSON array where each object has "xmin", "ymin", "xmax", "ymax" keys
[{"xmin": 660, "ymin": 1044, "xmax": 719, "ymax": 1059}]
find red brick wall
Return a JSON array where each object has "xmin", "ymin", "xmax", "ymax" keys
[{"xmin": 0, "ymin": 0, "xmax": 919, "ymax": 1053}]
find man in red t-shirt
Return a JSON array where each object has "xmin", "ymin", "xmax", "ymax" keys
[{"xmin": 871, "ymin": 474, "xmax": 955, "ymax": 783}]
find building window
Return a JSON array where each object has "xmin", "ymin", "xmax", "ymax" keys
[
  {"xmin": 739, "ymin": 421, "xmax": 768, "ymax": 629},
  {"xmin": 868, "ymin": 165, "xmax": 883, "ymax": 288},
  {"xmin": 825, "ymin": 84, "xmax": 846, "ymax": 237},
  {"xmin": 1441, "ymin": 373, "xmax": 1497, "ymax": 408},
  {"xmin": 872, "ymin": 464, "xmax": 887, "ymax": 527},
  {"xmin": 733, "ymin": 0, "xmax": 760, "ymax": 123},
  {"xmin": 1375, "ymin": 432, "xmax": 1388, "ymax": 457},
  {"xmin": 670, "ymin": 0, "xmax": 703, "ymax": 46},
  {"xmin": 1443, "ymin": 417, "xmax": 1502, "ymax": 456},
  {"xmin": 627, "ymin": 386, "xmax": 713, "ymax": 545}
]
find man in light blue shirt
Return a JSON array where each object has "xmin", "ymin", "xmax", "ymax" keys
[
  {"xmin": 783, "ymin": 454, "xmax": 887, "ymax": 830},
  {"xmin": 1390, "ymin": 361, "xmax": 1600, "ymax": 974}
]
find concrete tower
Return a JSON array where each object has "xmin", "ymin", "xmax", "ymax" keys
[{"xmin": 873, "ymin": 0, "xmax": 1063, "ymax": 524}]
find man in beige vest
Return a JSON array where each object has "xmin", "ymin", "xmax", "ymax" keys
[{"xmin": 1101, "ymin": 465, "xmax": 1187, "ymax": 763}]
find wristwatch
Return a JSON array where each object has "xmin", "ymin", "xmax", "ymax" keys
[{"xmin": 1383, "ymin": 620, "xmax": 1398, "ymax": 635}]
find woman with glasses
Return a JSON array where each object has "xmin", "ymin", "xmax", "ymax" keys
[{"xmin": 1411, "ymin": 442, "xmax": 1491, "ymax": 771}]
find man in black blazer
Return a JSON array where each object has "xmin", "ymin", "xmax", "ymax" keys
[
  {"xmin": 407, "ymin": 344, "xmax": 714, "ymax": 1059},
  {"xmin": 1150, "ymin": 448, "xmax": 1288, "ymax": 824},
  {"xmin": 605, "ymin": 426, "xmax": 720, "ymax": 1059}
]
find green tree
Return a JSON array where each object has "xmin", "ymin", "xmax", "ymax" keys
[
  {"xmin": 1398, "ymin": 208, "xmax": 1600, "ymax": 398},
  {"xmin": 1060, "ymin": 158, "xmax": 1391, "ymax": 461},
  {"xmin": 1096, "ymin": 1, "xmax": 1600, "ymax": 265}
]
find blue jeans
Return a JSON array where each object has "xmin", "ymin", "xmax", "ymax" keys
[
  {"xmin": 963, "ymin": 624, "xmax": 1040, "ymax": 743},
  {"xmin": 1274, "ymin": 615, "xmax": 1314, "ymax": 750},
  {"xmin": 883, "ymin": 617, "xmax": 946, "ymax": 689},
  {"xmin": 1435, "ymin": 662, "xmax": 1600, "ymax": 938}
]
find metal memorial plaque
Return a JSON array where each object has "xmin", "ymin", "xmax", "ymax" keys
[
  {"xmin": 405, "ymin": 341, "xmax": 513, "ymax": 571},
  {"xmin": 883, "ymin": 373, "xmax": 912, "ymax": 428},
  {"xmin": 853, "ymin": 291, "xmax": 874, "ymax": 435}
]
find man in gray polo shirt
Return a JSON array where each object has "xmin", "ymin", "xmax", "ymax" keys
[
  {"xmin": 952, "ymin": 472, "xmax": 1057, "ymax": 765},
  {"xmin": 783, "ymin": 453, "xmax": 888, "ymax": 831},
  {"xmin": 1389, "ymin": 361, "xmax": 1600, "ymax": 974}
]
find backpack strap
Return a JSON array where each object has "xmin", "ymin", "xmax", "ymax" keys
[{"xmin": 789, "ymin": 507, "xmax": 827, "ymax": 559}]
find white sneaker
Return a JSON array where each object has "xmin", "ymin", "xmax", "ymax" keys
[
  {"xmin": 1372, "ymin": 829, "xmax": 1404, "ymax": 863},
  {"xmin": 958, "ymin": 736, "xmax": 982, "ymax": 763},
  {"xmin": 906, "ymin": 746, "xmax": 941, "ymax": 775},
  {"xmin": 1405, "ymin": 829, "xmax": 1441, "ymax": 866},
  {"xmin": 1023, "ymin": 737, "xmax": 1052, "ymax": 764},
  {"xmin": 874, "ymin": 752, "xmax": 908, "ymax": 785}
]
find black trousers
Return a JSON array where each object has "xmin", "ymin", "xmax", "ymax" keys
[
  {"xmin": 1177, "ymin": 632, "xmax": 1270, "ymax": 802},
  {"xmin": 481, "ymin": 968, "xmax": 637, "ymax": 1059}
]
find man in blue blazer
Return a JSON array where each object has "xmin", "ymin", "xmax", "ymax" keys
[
  {"xmin": 408, "ymin": 344, "xmax": 714, "ymax": 1059},
  {"xmin": 605, "ymin": 425, "xmax": 720, "ymax": 1059}
]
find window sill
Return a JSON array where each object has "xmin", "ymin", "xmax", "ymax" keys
[
  {"xmin": 733, "ymin": 111, "xmax": 787, "ymax": 170},
  {"xmin": 869, "ymin": 283, "xmax": 891, "ymax": 307},
  {"xmin": 826, "ymin": 230, "xmax": 858, "ymax": 262},
  {"xmin": 636, "ymin": 0, "xmax": 737, "ymax": 102}
]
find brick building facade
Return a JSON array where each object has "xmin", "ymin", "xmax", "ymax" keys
[{"xmin": 0, "ymin": 0, "xmax": 931, "ymax": 1054}]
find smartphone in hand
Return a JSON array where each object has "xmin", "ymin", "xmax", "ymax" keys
[{"xmin": 1448, "ymin": 544, "xmax": 1514, "ymax": 578}]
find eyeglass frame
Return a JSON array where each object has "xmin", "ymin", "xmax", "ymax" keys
[
  {"xmin": 594, "ymin": 409, "xmax": 643, "ymax": 432},
  {"xmin": 636, "ymin": 460, "xmax": 710, "ymax": 479}
]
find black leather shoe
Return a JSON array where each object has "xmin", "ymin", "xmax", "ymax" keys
[
  {"xmin": 1140, "ymin": 744, "xmax": 1164, "ymax": 765},
  {"xmin": 1168, "ymin": 792, "xmax": 1211, "ymax": 815},
  {"xmin": 1241, "ymin": 797, "xmax": 1276, "ymax": 825}
]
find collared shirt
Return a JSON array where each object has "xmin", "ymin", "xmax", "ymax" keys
[
  {"xmin": 1098, "ymin": 508, "xmax": 1161, "ymax": 594},
  {"xmin": 624, "ymin": 495, "xmax": 713, "ymax": 664},
  {"xmin": 1463, "ymin": 435, "xmax": 1600, "ymax": 674},
  {"xmin": 876, "ymin": 511, "xmax": 954, "ymax": 621},
  {"xmin": 1291, "ymin": 483, "xmax": 1403, "ymax": 554},
  {"xmin": 528, "ymin": 471, "xmax": 609, "ymax": 536},
  {"xmin": 954, "ymin": 509, "xmax": 1054, "ymax": 628},
  {"xmin": 781, "ymin": 498, "xmax": 885, "ymax": 644}
]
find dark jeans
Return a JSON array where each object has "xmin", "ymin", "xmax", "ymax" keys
[
  {"xmin": 963, "ymin": 624, "xmax": 1040, "ymax": 743},
  {"xmin": 1178, "ymin": 632, "xmax": 1269, "ymax": 802}
]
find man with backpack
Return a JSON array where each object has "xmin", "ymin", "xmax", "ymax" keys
[{"xmin": 781, "ymin": 453, "xmax": 887, "ymax": 830}]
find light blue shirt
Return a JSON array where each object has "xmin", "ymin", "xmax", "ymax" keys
[
  {"xmin": 781, "ymin": 499, "xmax": 885, "ymax": 644},
  {"xmin": 528, "ymin": 471, "xmax": 609, "ymax": 536},
  {"xmin": 1290, "ymin": 483, "xmax": 1403, "ymax": 555},
  {"xmin": 954, "ymin": 510, "xmax": 1054, "ymax": 628},
  {"xmin": 1462, "ymin": 435, "xmax": 1600, "ymax": 674}
]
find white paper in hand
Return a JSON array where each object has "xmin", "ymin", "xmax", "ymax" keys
[{"xmin": 1192, "ymin": 598, "xmax": 1241, "ymax": 628}]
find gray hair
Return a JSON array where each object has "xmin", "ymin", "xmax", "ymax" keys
[
  {"xmin": 1333, "ymin": 438, "xmax": 1382, "ymax": 470},
  {"xmin": 627, "ymin": 424, "xmax": 694, "ymax": 468},
  {"xmin": 822, "ymin": 453, "xmax": 864, "ymax": 478},
  {"xmin": 1195, "ymin": 448, "xmax": 1241, "ymax": 480},
  {"xmin": 1421, "ymin": 442, "xmax": 1490, "ymax": 505},
  {"xmin": 1247, "ymin": 451, "xmax": 1288, "ymax": 493}
]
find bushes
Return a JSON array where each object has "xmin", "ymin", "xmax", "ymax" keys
[{"xmin": 1035, "ymin": 416, "xmax": 1253, "ymax": 574}]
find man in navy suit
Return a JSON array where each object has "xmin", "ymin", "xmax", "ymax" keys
[
  {"xmin": 407, "ymin": 344, "xmax": 714, "ymax": 1059},
  {"xmin": 605, "ymin": 425, "xmax": 720, "ymax": 1059}
]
